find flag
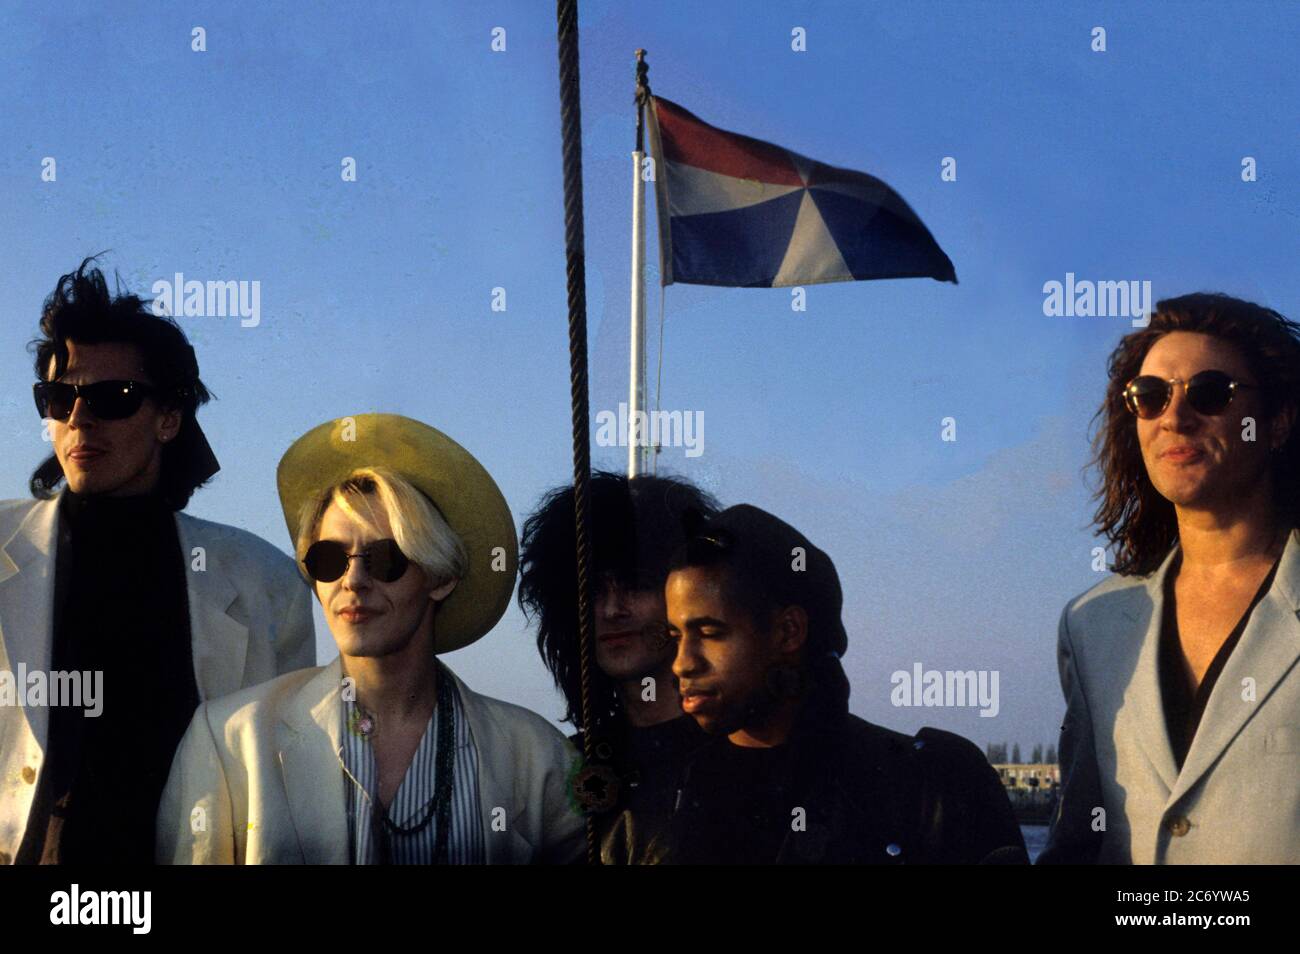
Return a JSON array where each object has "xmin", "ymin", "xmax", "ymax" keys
[{"xmin": 646, "ymin": 95, "xmax": 956, "ymax": 288}]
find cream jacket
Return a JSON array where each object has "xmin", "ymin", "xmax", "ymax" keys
[
  {"xmin": 156, "ymin": 657, "xmax": 586, "ymax": 864},
  {"xmin": 0, "ymin": 493, "xmax": 315, "ymax": 864},
  {"xmin": 1044, "ymin": 529, "xmax": 1300, "ymax": 864}
]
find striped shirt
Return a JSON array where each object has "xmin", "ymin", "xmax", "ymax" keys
[{"xmin": 341, "ymin": 676, "xmax": 484, "ymax": 864}]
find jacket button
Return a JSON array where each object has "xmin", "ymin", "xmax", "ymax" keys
[
  {"xmin": 912, "ymin": 740, "xmax": 925, "ymax": 750},
  {"xmin": 20, "ymin": 766, "xmax": 35, "ymax": 784},
  {"xmin": 885, "ymin": 843, "xmax": 902, "ymax": 857},
  {"xmin": 1167, "ymin": 816, "xmax": 1191, "ymax": 837}
]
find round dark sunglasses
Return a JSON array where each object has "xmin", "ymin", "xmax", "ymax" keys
[
  {"xmin": 33, "ymin": 380, "xmax": 158, "ymax": 422},
  {"xmin": 1123, "ymin": 370, "xmax": 1258, "ymax": 420},
  {"xmin": 303, "ymin": 538, "xmax": 410, "ymax": 583}
]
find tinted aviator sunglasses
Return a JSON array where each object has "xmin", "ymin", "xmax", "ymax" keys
[
  {"xmin": 303, "ymin": 538, "xmax": 410, "ymax": 583},
  {"xmin": 1123, "ymin": 370, "xmax": 1258, "ymax": 420},
  {"xmin": 33, "ymin": 380, "xmax": 158, "ymax": 422}
]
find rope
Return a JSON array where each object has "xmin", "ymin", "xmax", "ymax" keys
[{"xmin": 554, "ymin": 0, "xmax": 599, "ymax": 864}]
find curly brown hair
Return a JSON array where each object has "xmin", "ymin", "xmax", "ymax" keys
[{"xmin": 1091, "ymin": 292, "xmax": 1300, "ymax": 576}]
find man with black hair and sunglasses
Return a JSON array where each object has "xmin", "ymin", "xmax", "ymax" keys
[
  {"xmin": 1043, "ymin": 293, "xmax": 1300, "ymax": 864},
  {"xmin": 0, "ymin": 259, "xmax": 313, "ymax": 865}
]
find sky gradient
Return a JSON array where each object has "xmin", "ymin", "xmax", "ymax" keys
[{"xmin": 2, "ymin": 0, "xmax": 1296, "ymax": 752}]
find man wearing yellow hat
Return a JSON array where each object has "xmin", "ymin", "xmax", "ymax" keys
[{"xmin": 157, "ymin": 415, "xmax": 585, "ymax": 864}]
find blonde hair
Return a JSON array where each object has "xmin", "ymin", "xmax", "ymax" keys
[{"xmin": 294, "ymin": 466, "xmax": 468, "ymax": 592}]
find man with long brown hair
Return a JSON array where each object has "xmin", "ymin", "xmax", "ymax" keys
[{"xmin": 1042, "ymin": 293, "xmax": 1300, "ymax": 864}]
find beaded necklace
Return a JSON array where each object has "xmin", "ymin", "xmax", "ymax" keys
[{"xmin": 362, "ymin": 659, "xmax": 456, "ymax": 864}]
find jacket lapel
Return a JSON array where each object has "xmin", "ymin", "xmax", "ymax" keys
[
  {"xmin": 0, "ymin": 498, "xmax": 255, "ymax": 714},
  {"xmin": 0, "ymin": 497, "xmax": 61, "ymax": 751},
  {"xmin": 1169, "ymin": 529, "xmax": 1300, "ymax": 805},
  {"xmin": 1120, "ymin": 546, "xmax": 1182, "ymax": 795},
  {"xmin": 276, "ymin": 657, "xmax": 348, "ymax": 864},
  {"xmin": 450, "ymin": 666, "xmax": 530, "ymax": 862},
  {"xmin": 175, "ymin": 514, "xmax": 249, "ymax": 700}
]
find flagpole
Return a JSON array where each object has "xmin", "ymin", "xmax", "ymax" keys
[{"xmin": 628, "ymin": 49, "xmax": 650, "ymax": 477}]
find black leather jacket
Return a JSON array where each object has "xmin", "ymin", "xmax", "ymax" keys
[{"xmin": 606, "ymin": 709, "xmax": 1028, "ymax": 865}]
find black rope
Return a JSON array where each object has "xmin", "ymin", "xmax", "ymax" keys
[{"xmin": 555, "ymin": 0, "xmax": 599, "ymax": 864}]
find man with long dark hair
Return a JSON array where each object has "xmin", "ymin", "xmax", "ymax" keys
[
  {"xmin": 1043, "ymin": 293, "xmax": 1300, "ymax": 863},
  {"xmin": 0, "ymin": 258, "xmax": 313, "ymax": 864},
  {"xmin": 517, "ymin": 471, "xmax": 718, "ymax": 861}
]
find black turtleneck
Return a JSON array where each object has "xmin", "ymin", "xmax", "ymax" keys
[{"xmin": 17, "ymin": 489, "xmax": 199, "ymax": 864}]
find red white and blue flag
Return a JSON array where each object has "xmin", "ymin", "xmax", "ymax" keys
[{"xmin": 647, "ymin": 96, "xmax": 956, "ymax": 288}]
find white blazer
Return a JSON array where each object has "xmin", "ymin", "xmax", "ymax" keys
[
  {"xmin": 1044, "ymin": 529, "xmax": 1300, "ymax": 864},
  {"xmin": 156, "ymin": 656, "xmax": 586, "ymax": 864},
  {"xmin": 0, "ymin": 493, "xmax": 316, "ymax": 864}
]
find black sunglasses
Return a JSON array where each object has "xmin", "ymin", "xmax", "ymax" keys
[
  {"xmin": 33, "ymin": 380, "xmax": 159, "ymax": 422},
  {"xmin": 1123, "ymin": 370, "xmax": 1259, "ymax": 420},
  {"xmin": 303, "ymin": 538, "xmax": 410, "ymax": 583}
]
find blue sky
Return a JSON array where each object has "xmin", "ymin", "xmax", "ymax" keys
[{"xmin": 1, "ymin": 1, "xmax": 1296, "ymax": 751}]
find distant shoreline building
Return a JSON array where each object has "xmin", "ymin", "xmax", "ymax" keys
[
  {"xmin": 992, "ymin": 762, "xmax": 1060, "ymax": 825},
  {"xmin": 993, "ymin": 762, "xmax": 1060, "ymax": 792}
]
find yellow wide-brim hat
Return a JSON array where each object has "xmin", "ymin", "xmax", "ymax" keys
[{"xmin": 276, "ymin": 414, "xmax": 518, "ymax": 653}]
